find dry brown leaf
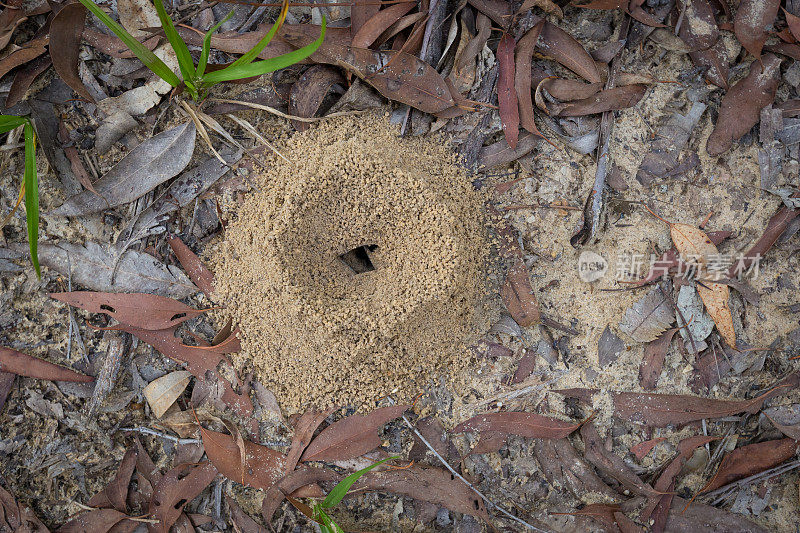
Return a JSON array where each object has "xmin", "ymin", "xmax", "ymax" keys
[
  {"xmin": 0, "ymin": 346, "xmax": 93, "ymax": 383},
  {"xmin": 515, "ymin": 21, "xmax": 545, "ymax": 137},
  {"xmin": 497, "ymin": 33, "xmax": 519, "ymax": 149},
  {"xmin": 300, "ymin": 405, "xmax": 408, "ymax": 462},
  {"xmin": 702, "ymin": 438, "xmax": 799, "ymax": 492},
  {"xmin": 734, "ymin": 0, "xmax": 779, "ymax": 60},
  {"xmin": 200, "ymin": 427, "xmax": 286, "ymax": 490},
  {"xmin": 144, "ymin": 370, "xmax": 192, "ymax": 418},
  {"xmin": 619, "ymin": 285, "xmax": 675, "ymax": 343},
  {"xmin": 50, "ymin": 291, "xmax": 207, "ymax": 330},
  {"xmin": 149, "ymin": 462, "xmax": 217, "ymax": 533},
  {"xmin": 706, "ymin": 54, "xmax": 781, "ymax": 156},
  {"xmin": 454, "ymin": 411, "xmax": 582, "ymax": 439},
  {"xmin": 88, "ymin": 446, "xmax": 137, "ymax": 512}
]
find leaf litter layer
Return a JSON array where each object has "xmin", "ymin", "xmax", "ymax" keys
[{"xmin": 211, "ymin": 112, "xmax": 498, "ymax": 412}]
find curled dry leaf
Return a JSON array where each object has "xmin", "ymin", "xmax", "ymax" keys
[
  {"xmin": 549, "ymin": 84, "xmax": 647, "ymax": 117},
  {"xmin": 300, "ymin": 404, "xmax": 409, "ymax": 462},
  {"xmin": 88, "ymin": 446, "xmax": 137, "ymax": 512},
  {"xmin": 734, "ymin": 0, "xmax": 779, "ymax": 60},
  {"xmin": 50, "ymin": 292, "xmax": 207, "ymax": 330},
  {"xmin": 0, "ymin": 37, "xmax": 48, "ymax": 80},
  {"xmin": 351, "ymin": 1, "xmax": 416, "ymax": 49},
  {"xmin": 707, "ymin": 54, "xmax": 781, "ymax": 156},
  {"xmin": 52, "ymin": 122, "xmax": 196, "ymax": 217},
  {"xmin": 497, "ymin": 33, "xmax": 519, "ymax": 149},
  {"xmin": 454, "ymin": 412, "xmax": 582, "ymax": 439},
  {"xmin": 537, "ymin": 21, "xmax": 602, "ymax": 84},
  {"xmin": 763, "ymin": 404, "xmax": 800, "ymax": 440},
  {"xmin": 285, "ymin": 407, "xmax": 337, "ymax": 474},
  {"xmin": 515, "ymin": 21, "xmax": 545, "ymax": 137},
  {"xmin": 689, "ymin": 39, "xmax": 730, "ymax": 89},
  {"xmin": 144, "ymin": 370, "xmax": 192, "ymax": 418},
  {"xmin": 0, "ymin": 346, "xmax": 93, "ymax": 383},
  {"xmin": 200, "ymin": 427, "xmax": 286, "ymax": 490},
  {"xmin": 149, "ymin": 462, "xmax": 217, "ymax": 533},
  {"xmin": 703, "ymin": 438, "xmax": 799, "ymax": 493}
]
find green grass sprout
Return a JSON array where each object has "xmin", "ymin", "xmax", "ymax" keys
[
  {"xmin": 77, "ymin": 0, "xmax": 325, "ymax": 101},
  {"xmin": 289, "ymin": 456, "xmax": 398, "ymax": 532},
  {"xmin": 0, "ymin": 115, "xmax": 40, "ymax": 278}
]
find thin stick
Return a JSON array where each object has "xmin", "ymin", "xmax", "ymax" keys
[
  {"xmin": 388, "ymin": 399, "xmax": 552, "ymax": 532},
  {"xmin": 208, "ymin": 98, "xmax": 366, "ymax": 122},
  {"xmin": 121, "ymin": 426, "xmax": 201, "ymax": 445}
]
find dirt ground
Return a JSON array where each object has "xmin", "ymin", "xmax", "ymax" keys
[{"xmin": 1, "ymin": 1, "xmax": 800, "ymax": 532}]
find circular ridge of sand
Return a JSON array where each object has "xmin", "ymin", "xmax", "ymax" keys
[{"xmin": 211, "ymin": 112, "xmax": 495, "ymax": 412}]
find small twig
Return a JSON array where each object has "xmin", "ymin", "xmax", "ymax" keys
[
  {"xmin": 207, "ymin": 98, "xmax": 366, "ymax": 122},
  {"xmin": 120, "ymin": 426, "xmax": 201, "ymax": 445},
  {"xmin": 387, "ymin": 399, "xmax": 551, "ymax": 532}
]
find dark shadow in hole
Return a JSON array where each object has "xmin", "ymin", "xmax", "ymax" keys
[{"xmin": 339, "ymin": 244, "xmax": 378, "ymax": 274}]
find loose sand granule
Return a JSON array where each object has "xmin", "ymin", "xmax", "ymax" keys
[{"xmin": 211, "ymin": 112, "xmax": 495, "ymax": 412}]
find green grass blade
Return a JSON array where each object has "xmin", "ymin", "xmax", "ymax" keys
[
  {"xmin": 201, "ymin": 17, "xmax": 326, "ymax": 85},
  {"xmin": 227, "ymin": 0, "xmax": 289, "ymax": 69},
  {"xmin": 197, "ymin": 9, "xmax": 235, "ymax": 78},
  {"xmin": 322, "ymin": 455, "xmax": 397, "ymax": 509},
  {"xmin": 23, "ymin": 121, "xmax": 39, "ymax": 278},
  {"xmin": 151, "ymin": 0, "xmax": 196, "ymax": 89},
  {"xmin": 0, "ymin": 116, "xmax": 29, "ymax": 133},
  {"xmin": 77, "ymin": 0, "xmax": 180, "ymax": 88}
]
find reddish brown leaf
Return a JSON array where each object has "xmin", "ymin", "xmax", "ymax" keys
[
  {"xmin": 689, "ymin": 40, "xmax": 730, "ymax": 89},
  {"xmin": 565, "ymin": 503, "xmax": 622, "ymax": 531},
  {"xmin": 784, "ymin": 8, "xmax": 800, "ymax": 42},
  {"xmin": 64, "ymin": 145, "xmax": 100, "ymax": 197},
  {"xmin": 557, "ymin": 374, "xmax": 799, "ymax": 426},
  {"xmin": 168, "ymin": 235, "xmax": 215, "ymax": 298},
  {"xmin": 639, "ymin": 327, "xmax": 678, "ymax": 390},
  {"xmin": 58, "ymin": 508, "xmax": 130, "ymax": 533},
  {"xmin": 288, "ymin": 65, "xmax": 344, "ymax": 131},
  {"xmin": 702, "ymin": 438, "xmax": 799, "ymax": 492},
  {"xmin": 631, "ymin": 437, "xmax": 666, "ymax": 460},
  {"xmin": 285, "ymin": 407, "xmax": 337, "ymax": 474},
  {"xmin": 0, "ymin": 37, "xmax": 48, "ymax": 80},
  {"xmin": 643, "ymin": 435, "xmax": 717, "ymax": 532},
  {"xmin": 550, "ymin": 84, "xmax": 647, "ymax": 116},
  {"xmin": 148, "ymin": 462, "xmax": 217, "ymax": 533},
  {"xmin": 676, "ymin": 0, "xmax": 719, "ymax": 51},
  {"xmin": 82, "ymin": 28, "xmax": 160, "ymax": 59},
  {"xmin": 467, "ymin": 0, "xmax": 513, "ymax": 27},
  {"xmin": 629, "ymin": 230, "xmax": 731, "ymax": 286},
  {"xmin": 356, "ymin": 464, "xmax": 490, "ymax": 520},
  {"xmin": 727, "ymin": 194, "xmax": 799, "ymax": 278},
  {"xmin": 50, "ymin": 2, "xmax": 95, "ymax": 103},
  {"xmin": 225, "ymin": 495, "xmax": 266, "ymax": 533},
  {"xmin": 514, "ymin": 21, "xmax": 545, "ymax": 137},
  {"xmin": 279, "ymin": 24, "xmax": 455, "ymax": 114},
  {"xmin": 764, "ymin": 405, "xmax": 800, "ymax": 440},
  {"xmin": 0, "ymin": 0, "xmax": 26, "ymax": 51},
  {"xmin": 51, "ymin": 291, "xmax": 207, "ymax": 330},
  {"xmin": 5, "ymin": 54, "xmax": 51, "ymax": 108},
  {"xmin": 627, "ymin": 0, "xmax": 666, "ymax": 27},
  {"xmin": 351, "ymin": 0, "xmax": 381, "ymax": 36},
  {"xmin": 707, "ymin": 54, "xmax": 781, "ymax": 156},
  {"xmin": 200, "ymin": 427, "xmax": 286, "ymax": 490},
  {"xmin": 581, "ymin": 423, "xmax": 655, "ymax": 497},
  {"xmin": 300, "ymin": 405, "xmax": 409, "ymax": 462},
  {"xmin": 501, "ymin": 259, "xmax": 541, "ymax": 327},
  {"xmin": 454, "ymin": 412, "xmax": 581, "ymax": 439},
  {"xmin": 538, "ymin": 78, "xmax": 603, "ymax": 102},
  {"xmin": 0, "ymin": 346, "xmax": 93, "ymax": 383},
  {"xmin": 538, "ymin": 21, "xmax": 602, "ymax": 83},
  {"xmin": 0, "ymin": 483, "xmax": 49, "ymax": 532},
  {"xmin": 88, "ymin": 446, "xmax": 137, "ymax": 512},
  {"xmin": 468, "ymin": 431, "xmax": 508, "ymax": 455},
  {"xmin": 734, "ymin": 0, "xmax": 779, "ymax": 60},
  {"xmin": 497, "ymin": 33, "xmax": 519, "ymax": 149},
  {"xmin": 351, "ymin": 2, "xmax": 415, "ymax": 49}
]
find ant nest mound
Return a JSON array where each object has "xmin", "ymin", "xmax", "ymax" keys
[{"xmin": 211, "ymin": 112, "xmax": 497, "ymax": 412}]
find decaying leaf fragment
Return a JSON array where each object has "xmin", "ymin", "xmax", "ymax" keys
[
  {"xmin": 453, "ymin": 411, "xmax": 582, "ymax": 439},
  {"xmin": 144, "ymin": 370, "xmax": 192, "ymax": 418},
  {"xmin": 619, "ymin": 285, "xmax": 675, "ymax": 343}
]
